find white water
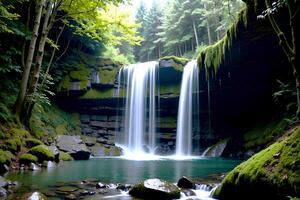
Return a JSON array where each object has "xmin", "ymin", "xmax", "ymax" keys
[
  {"xmin": 176, "ymin": 60, "xmax": 200, "ymax": 156},
  {"xmin": 117, "ymin": 61, "xmax": 159, "ymax": 155}
]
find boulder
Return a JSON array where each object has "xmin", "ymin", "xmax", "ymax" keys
[
  {"xmin": 0, "ymin": 164, "xmax": 9, "ymax": 174},
  {"xmin": 56, "ymin": 135, "xmax": 90, "ymax": 160},
  {"xmin": 177, "ymin": 176, "xmax": 195, "ymax": 189},
  {"xmin": 0, "ymin": 187, "xmax": 7, "ymax": 197},
  {"xmin": 129, "ymin": 179, "xmax": 181, "ymax": 199},
  {"xmin": 49, "ymin": 145, "xmax": 60, "ymax": 162},
  {"xmin": 202, "ymin": 139, "xmax": 228, "ymax": 157}
]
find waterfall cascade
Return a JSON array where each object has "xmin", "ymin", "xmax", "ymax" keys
[
  {"xmin": 116, "ymin": 61, "xmax": 159, "ymax": 156},
  {"xmin": 175, "ymin": 60, "xmax": 200, "ymax": 156}
]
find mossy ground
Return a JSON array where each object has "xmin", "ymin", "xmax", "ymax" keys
[
  {"xmin": 81, "ymin": 89, "xmax": 119, "ymax": 99},
  {"xmin": 215, "ymin": 126, "xmax": 300, "ymax": 199}
]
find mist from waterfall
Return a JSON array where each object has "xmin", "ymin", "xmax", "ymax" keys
[
  {"xmin": 175, "ymin": 60, "xmax": 200, "ymax": 156},
  {"xmin": 116, "ymin": 61, "xmax": 159, "ymax": 156}
]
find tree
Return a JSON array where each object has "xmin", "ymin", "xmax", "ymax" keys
[
  {"xmin": 259, "ymin": 0, "xmax": 300, "ymax": 118},
  {"xmin": 14, "ymin": 0, "xmax": 135, "ymax": 124}
]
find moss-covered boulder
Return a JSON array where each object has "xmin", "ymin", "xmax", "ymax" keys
[
  {"xmin": 129, "ymin": 178, "xmax": 181, "ymax": 199},
  {"xmin": 214, "ymin": 126, "xmax": 300, "ymax": 199},
  {"xmin": 29, "ymin": 145, "xmax": 55, "ymax": 161},
  {"xmin": 159, "ymin": 56, "xmax": 189, "ymax": 71},
  {"xmin": 19, "ymin": 153, "xmax": 38, "ymax": 165},
  {"xmin": 25, "ymin": 138, "xmax": 44, "ymax": 148},
  {"xmin": 59, "ymin": 151, "xmax": 73, "ymax": 161}
]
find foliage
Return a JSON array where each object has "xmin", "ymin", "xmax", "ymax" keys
[
  {"xmin": 29, "ymin": 145, "xmax": 55, "ymax": 161},
  {"xmin": 25, "ymin": 138, "xmax": 44, "ymax": 148},
  {"xmin": 29, "ymin": 104, "xmax": 81, "ymax": 139},
  {"xmin": 4, "ymin": 138, "xmax": 22, "ymax": 153},
  {"xmin": 134, "ymin": 0, "xmax": 245, "ymax": 61},
  {"xmin": 0, "ymin": 1, "xmax": 19, "ymax": 33},
  {"xmin": 243, "ymin": 118, "xmax": 289, "ymax": 150},
  {"xmin": 215, "ymin": 126, "xmax": 300, "ymax": 199},
  {"xmin": 0, "ymin": 149, "xmax": 14, "ymax": 164},
  {"xmin": 19, "ymin": 153, "xmax": 38, "ymax": 164}
]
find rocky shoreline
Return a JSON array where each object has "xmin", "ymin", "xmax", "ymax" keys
[{"xmin": 2, "ymin": 175, "xmax": 218, "ymax": 200}]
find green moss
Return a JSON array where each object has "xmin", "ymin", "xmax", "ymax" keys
[
  {"xmin": 0, "ymin": 149, "xmax": 14, "ymax": 164},
  {"xmin": 19, "ymin": 153, "xmax": 38, "ymax": 164},
  {"xmin": 216, "ymin": 126, "xmax": 300, "ymax": 199},
  {"xmin": 30, "ymin": 104, "xmax": 82, "ymax": 139},
  {"xmin": 9, "ymin": 128, "xmax": 30, "ymax": 138},
  {"xmin": 25, "ymin": 138, "xmax": 44, "ymax": 148},
  {"xmin": 197, "ymin": 8, "xmax": 248, "ymax": 77},
  {"xmin": 59, "ymin": 151, "xmax": 73, "ymax": 161},
  {"xmin": 55, "ymin": 123, "xmax": 68, "ymax": 135},
  {"xmin": 160, "ymin": 56, "xmax": 189, "ymax": 71},
  {"xmin": 159, "ymin": 84, "xmax": 181, "ymax": 95},
  {"xmin": 81, "ymin": 89, "xmax": 116, "ymax": 99},
  {"xmin": 98, "ymin": 66, "xmax": 120, "ymax": 84},
  {"xmin": 29, "ymin": 145, "xmax": 55, "ymax": 161},
  {"xmin": 69, "ymin": 65, "xmax": 90, "ymax": 89},
  {"xmin": 113, "ymin": 147, "xmax": 122, "ymax": 156},
  {"xmin": 4, "ymin": 138, "xmax": 22, "ymax": 152},
  {"xmin": 244, "ymin": 119, "xmax": 288, "ymax": 150}
]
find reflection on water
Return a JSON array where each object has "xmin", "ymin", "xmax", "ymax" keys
[{"xmin": 6, "ymin": 157, "xmax": 241, "ymax": 189}]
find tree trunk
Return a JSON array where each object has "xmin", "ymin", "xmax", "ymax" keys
[
  {"xmin": 14, "ymin": 0, "xmax": 44, "ymax": 122},
  {"xmin": 204, "ymin": 3, "xmax": 212, "ymax": 45},
  {"xmin": 192, "ymin": 19, "xmax": 199, "ymax": 47},
  {"xmin": 24, "ymin": 0, "xmax": 55, "ymax": 123},
  {"xmin": 21, "ymin": 2, "xmax": 32, "ymax": 68}
]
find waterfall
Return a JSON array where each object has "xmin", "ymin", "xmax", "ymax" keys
[
  {"xmin": 117, "ymin": 61, "xmax": 159, "ymax": 155},
  {"xmin": 175, "ymin": 60, "xmax": 199, "ymax": 156}
]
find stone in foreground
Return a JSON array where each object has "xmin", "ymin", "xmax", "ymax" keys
[
  {"xmin": 129, "ymin": 178, "xmax": 180, "ymax": 200},
  {"xmin": 177, "ymin": 176, "xmax": 195, "ymax": 189}
]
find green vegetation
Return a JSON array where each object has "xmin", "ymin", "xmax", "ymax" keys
[
  {"xmin": 0, "ymin": 149, "xmax": 14, "ymax": 165},
  {"xmin": 99, "ymin": 66, "xmax": 120, "ymax": 84},
  {"xmin": 215, "ymin": 126, "xmax": 300, "ymax": 199},
  {"xmin": 134, "ymin": 0, "xmax": 244, "ymax": 61},
  {"xmin": 59, "ymin": 151, "xmax": 73, "ymax": 161},
  {"xmin": 25, "ymin": 138, "xmax": 44, "ymax": 148},
  {"xmin": 244, "ymin": 119, "xmax": 289, "ymax": 150},
  {"xmin": 29, "ymin": 104, "xmax": 81, "ymax": 139},
  {"xmin": 81, "ymin": 89, "xmax": 116, "ymax": 99},
  {"xmin": 19, "ymin": 153, "xmax": 38, "ymax": 165},
  {"xmin": 197, "ymin": 8, "xmax": 248, "ymax": 76},
  {"xmin": 4, "ymin": 138, "xmax": 22, "ymax": 153},
  {"xmin": 159, "ymin": 84, "xmax": 181, "ymax": 96},
  {"xmin": 29, "ymin": 145, "xmax": 55, "ymax": 161}
]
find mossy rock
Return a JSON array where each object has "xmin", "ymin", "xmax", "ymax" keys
[
  {"xmin": 160, "ymin": 56, "xmax": 189, "ymax": 71},
  {"xmin": 9, "ymin": 128, "xmax": 30, "ymax": 138},
  {"xmin": 4, "ymin": 138, "xmax": 22, "ymax": 153},
  {"xmin": 25, "ymin": 138, "xmax": 44, "ymax": 148},
  {"xmin": 215, "ymin": 126, "xmax": 300, "ymax": 199},
  {"xmin": 19, "ymin": 153, "xmax": 38, "ymax": 165},
  {"xmin": 0, "ymin": 149, "xmax": 14, "ymax": 165},
  {"xmin": 29, "ymin": 145, "xmax": 55, "ymax": 161},
  {"xmin": 55, "ymin": 123, "xmax": 68, "ymax": 135},
  {"xmin": 59, "ymin": 151, "xmax": 73, "ymax": 161}
]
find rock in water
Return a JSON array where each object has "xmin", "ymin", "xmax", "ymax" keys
[
  {"xmin": 177, "ymin": 176, "xmax": 195, "ymax": 189},
  {"xmin": 27, "ymin": 192, "xmax": 47, "ymax": 200},
  {"xmin": 56, "ymin": 135, "xmax": 90, "ymax": 160},
  {"xmin": 129, "ymin": 178, "xmax": 180, "ymax": 199}
]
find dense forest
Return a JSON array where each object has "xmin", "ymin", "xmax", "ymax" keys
[{"xmin": 0, "ymin": 0, "xmax": 299, "ymax": 199}]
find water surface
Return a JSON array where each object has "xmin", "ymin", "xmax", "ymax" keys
[{"xmin": 6, "ymin": 157, "xmax": 241, "ymax": 189}]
